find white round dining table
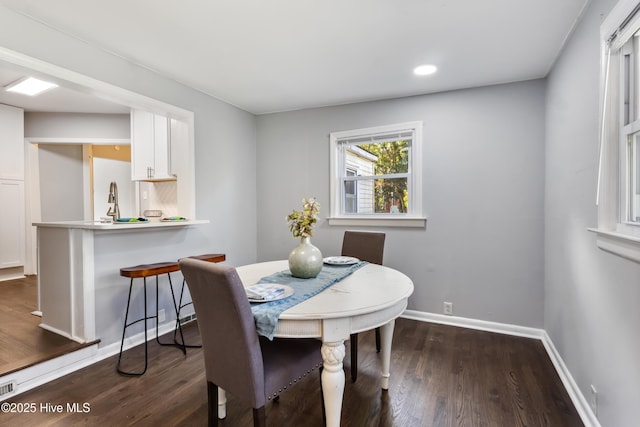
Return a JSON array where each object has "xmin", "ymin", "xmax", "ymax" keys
[{"xmin": 219, "ymin": 259, "xmax": 414, "ymax": 427}]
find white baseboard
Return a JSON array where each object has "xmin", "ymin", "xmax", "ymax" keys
[
  {"xmin": 38, "ymin": 323, "xmax": 86, "ymax": 344},
  {"xmin": 0, "ymin": 267, "xmax": 25, "ymax": 282},
  {"xmin": 540, "ymin": 330, "xmax": 601, "ymax": 427},
  {"xmin": 401, "ymin": 310, "xmax": 601, "ymax": 427},
  {"xmin": 403, "ymin": 310, "xmax": 545, "ymax": 339}
]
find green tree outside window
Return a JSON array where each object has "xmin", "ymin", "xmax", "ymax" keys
[{"xmin": 358, "ymin": 140, "xmax": 409, "ymax": 213}]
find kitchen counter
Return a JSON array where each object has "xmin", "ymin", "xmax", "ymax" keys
[
  {"xmin": 34, "ymin": 218, "xmax": 213, "ymax": 345},
  {"xmin": 33, "ymin": 219, "xmax": 208, "ymax": 230}
]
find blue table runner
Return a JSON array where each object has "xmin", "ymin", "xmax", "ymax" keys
[{"xmin": 251, "ymin": 261, "xmax": 367, "ymax": 339}]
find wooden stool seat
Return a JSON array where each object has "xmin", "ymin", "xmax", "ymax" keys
[
  {"xmin": 186, "ymin": 254, "xmax": 226, "ymax": 264},
  {"xmin": 120, "ymin": 262, "xmax": 180, "ymax": 278},
  {"xmin": 117, "ymin": 261, "xmax": 184, "ymax": 376}
]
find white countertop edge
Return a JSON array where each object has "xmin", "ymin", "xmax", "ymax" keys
[{"xmin": 33, "ymin": 219, "xmax": 210, "ymax": 230}]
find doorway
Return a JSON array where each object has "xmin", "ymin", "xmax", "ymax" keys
[{"xmin": 23, "ymin": 139, "xmax": 133, "ymax": 277}]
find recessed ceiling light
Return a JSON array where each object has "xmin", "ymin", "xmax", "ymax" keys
[
  {"xmin": 5, "ymin": 76, "xmax": 58, "ymax": 96},
  {"xmin": 413, "ymin": 64, "xmax": 437, "ymax": 76}
]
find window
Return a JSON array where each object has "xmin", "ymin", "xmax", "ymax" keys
[
  {"xmin": 592, "ymin": 0, "xmax": 640, "ymax": 261},
  {"xmin": 329, "ymin": 121, "xmax": 426, "ymax": 227},
  {"xmin": 620, "ymin": 37, "xmax": 640, "ymax": 229},
  {"xmin": 627, "ymin": 130, "xmax": 640, "ymax": 224}
]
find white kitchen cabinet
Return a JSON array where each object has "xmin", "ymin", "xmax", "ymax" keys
[
  {"xmin": 131, "ymin": 109, "xmax": 175, "ymax": 181},
  {"xmin": 0, "ymin": 179, "xmax": 25, "ymax": 269},
  {"xmin": 0, "ymin": 104, "xmax": 24, "ymax": 180}
]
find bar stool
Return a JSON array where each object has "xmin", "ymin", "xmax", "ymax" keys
[
  {"xmin": 173, "ymin": 253, "xmax": 226, "ymax": 348},
  {"xmin": 117, "ymin": 261, "xmax": 183, "ymax": 376}
]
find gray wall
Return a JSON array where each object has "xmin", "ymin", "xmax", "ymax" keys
[
  {"xmin": 256, "ymin": 80, "xmax": 545, "ymax": 328},
  {"xmin": 38, "ymin": 144, "xmax": 83, "ymax": 222},
  {"xmin": 0, "ymin": 6, "xmax": 257, "ymax": 268},
  {"xmin": 545, "ymin": 0, "xmax": 640, "ymax": 425}
]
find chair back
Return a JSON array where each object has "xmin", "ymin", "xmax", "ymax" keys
[
  {"xmin": 341, "ymin": 230, "xmax": 386, "ymax": 265},
  {"xmin": 178, "ymin": 258, "xmax": 265, "ymax": 408}
]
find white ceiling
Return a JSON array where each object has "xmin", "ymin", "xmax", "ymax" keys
[{"xmin": 0, "ymin": 0, "xmax": 590, "ymax": 115}]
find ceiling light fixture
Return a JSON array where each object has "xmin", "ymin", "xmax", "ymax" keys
[
  {"xmin": 413, "ymin": 64, "xmax": 437, "ymax": 76},
  {"xmin": 5, "ymin": 76, "xmax": 58, "ymax": 96}
]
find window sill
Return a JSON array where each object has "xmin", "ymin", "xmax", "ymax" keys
[
  {"xmin": 587, "ymin": 227, "xmax": 640, "ymax": 263},
  {"xmin": 327, "ymin": 216, "xmax": 427, "ymax": 228}
]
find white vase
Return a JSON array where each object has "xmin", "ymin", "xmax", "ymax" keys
[{"xmin": 288, "ymin": 236, "xmax": 323, "ymax": 278}]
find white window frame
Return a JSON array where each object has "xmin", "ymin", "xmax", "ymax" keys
[
  {"xmin": 328, "ymin": 121, "xmax": 426, "ymax": 227},
  {"xmin": 591, "ymin": 0, "xmax": 640, "ymax": 262},
  {"xmin": 344, "ymin": 167, "xmax": 358, "ymax": 214}
]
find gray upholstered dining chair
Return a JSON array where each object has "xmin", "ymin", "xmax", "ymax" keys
[
  {"xmin": 178, "ymin": 258, "xmax": 324, "ymax": 427},
  {"xmin": 341, "ymin": 230, "xmax": 386, "ymax": 382}
]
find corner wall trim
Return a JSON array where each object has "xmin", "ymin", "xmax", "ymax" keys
[
  {"xmin": 540, "ymin": 330, "xmax": 601, "ymax": 427},
  {"xmin": 401, "ymin": 310, "xmax": 601, "ymax": 427}
]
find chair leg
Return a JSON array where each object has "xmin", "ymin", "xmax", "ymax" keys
[
  {"xmin": 375, "ymin": 327, "xmax": 381, "ymax": 353},
  {"xmin": 253, "ymin": 406, "xmax": 266, "ymax": 427},
  {"xmin": 320, "ymin": 367, "xmax": 326, "ymax": 426},
  {"xmin": 350, "ymin": 333, "xmax": 358, "ymax": 382},
  {"xmin": 207, "ymin": 381, "xmax": 218, "ymax": 427}
]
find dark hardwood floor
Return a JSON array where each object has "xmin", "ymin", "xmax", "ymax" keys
[
  {"xmin": 0, "ymin": 276, "xmax": 95, "ymax": 376},
  {"xmin": 1, "ymin": 315, "xmax": 583, "ymax": 426}
]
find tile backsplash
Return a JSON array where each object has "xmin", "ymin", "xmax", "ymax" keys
[{"xmin": 139, "ymin": 181, "xmax": 178, "ymax": 218}]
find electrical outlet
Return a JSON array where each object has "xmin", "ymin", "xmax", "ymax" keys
[
  {"xmin": 158, "ymin": 308, "xmax": 166, "ymax": 323},
  {"xmin": 444, "ymin": 302, "xmax": 453, "ymax": 315},
  {"xmin": 590, "ymin": 384, "xmax": 598, "ymax": 415}
]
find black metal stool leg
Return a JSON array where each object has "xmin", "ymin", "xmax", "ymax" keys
[
  {"xmin": 142, "ymin": 277, "xmax": 149, "ymax": 373},
  {"xmin": 155, "ymin": 273, "xmax": 187, "ymax": 354},
  {"xmin": 117, "ymin": 277, "xmax": 150, "ymax": 376},
  {"xmin": 118, "ymin": 261, "xmax": 183, "ymax": 375},
  {"xmin": 117, "ymin": 278, "xmax": 135, "ymax": 375},
  {"xmin": 173, "ymin": 278, "xmax": 202, "ymax": 349},
  {"xmin": 167, "ymin": 273, "xmax": 187, "ymax": 354},
  {"xmin": 167, "ymin": 274, "xmax": 189, "ymax": 352},
  {"xmin": 173, "ymin": 279, "xmax": 187, "ymax": 343}
]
